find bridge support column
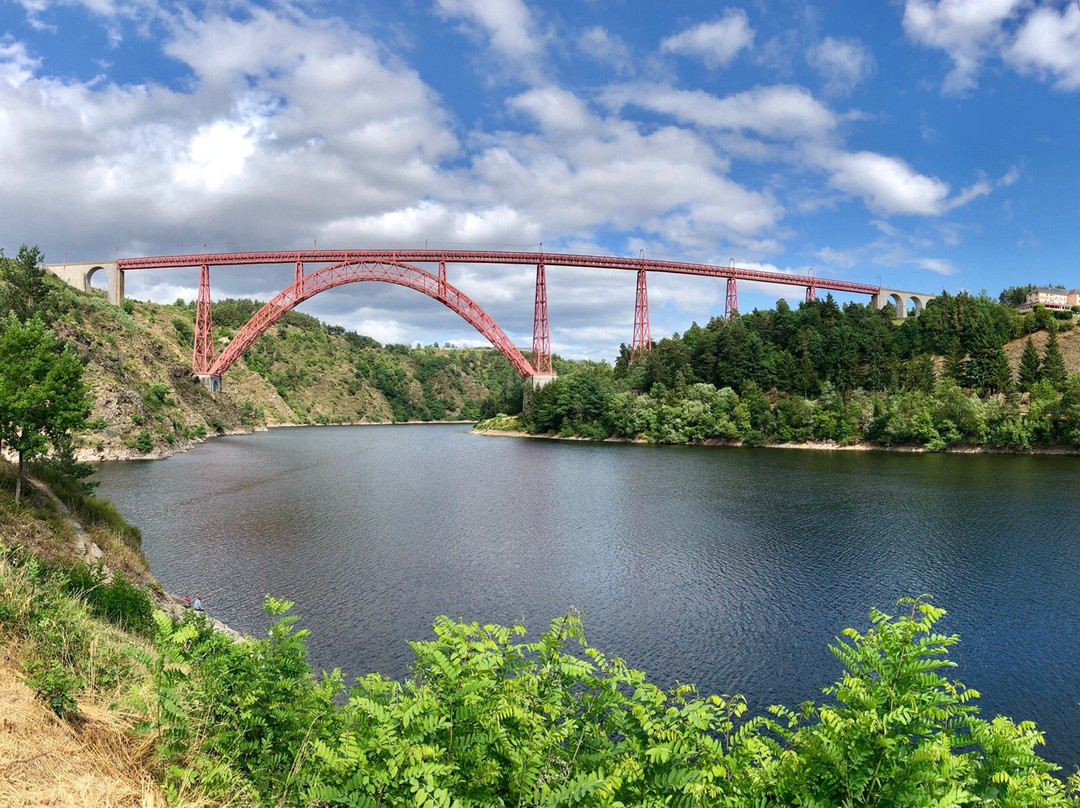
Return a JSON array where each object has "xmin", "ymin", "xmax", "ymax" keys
[
  {"xmin": 725, "ymin": 277, "xmax": 738, "ymax": 319},
  {"xmin": 196, "ymin": 374, "xmax": 222, "ymax": 393},
  {"xmin": 193, "ymin": 264, "xmax": 214, "ymax": 374},
  {"xmin": 871, "ymin": 288, "xmax": 936, "ymax": 319},
  {"xmin": 522, "ymin": 371, "xmax": 557, "ymax": 409},
  {"xmin": 45, "ymin": 260, "xmax": 124, "ymax": 304},
  {"xmin": 106, "ymin": 265, "xmax": 125, "ymax": 305},
  {"xmin": 528, "ymin": 373, "xmax": 557, "ymax": 388},
  {"xmin": 532, "ymin": 262, "xmax": 552, "ymax": 374},
  {"xmin": 632, "ymin": 268, "xmax": 651, "ymax": 361}
]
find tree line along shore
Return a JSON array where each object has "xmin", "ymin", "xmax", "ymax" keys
[
  {"xmin": 486, "ymin": 287, "xmax": 1080, "ymax": 453},
  {"xmin": 6, "ymin": 241, "xmax": 1080, "ymax": 462}
]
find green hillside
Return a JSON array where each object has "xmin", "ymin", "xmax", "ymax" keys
[
  {"xmin": 37, "ymin": 282, "xmax": 524, "ymax": 459},
  {"xmin": 482, "ymin": 291, "xmax": 1080, "ymax": 452}
]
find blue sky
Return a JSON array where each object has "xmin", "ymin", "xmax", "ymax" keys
[{"xmin": 1, "ymin": 0, "xmax": 1078, "ymax": 360}]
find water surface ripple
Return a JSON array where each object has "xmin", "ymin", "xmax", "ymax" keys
[{"xmin": 94, "ymin": 424, "xmax": 1080, "ymax": 769}]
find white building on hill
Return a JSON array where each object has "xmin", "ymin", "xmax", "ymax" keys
[{"xmin": 1018, "ymin": 288, "xmax": 1080, "ymax": 313}]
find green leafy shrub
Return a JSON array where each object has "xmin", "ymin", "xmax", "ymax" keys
[
  {"xmin": 25, "ymin": 656, "xmax": 82, "ymax": 718},
  {"xmin": 129, "ymin": 597, "xmax": 1077, "ymax": 807},
  {"xmin": 761, "ymin": 598, "xmax": 1069, "ymax": 806},
  {"xmin": 135, "ymin": 430, "xmax": 153, "ymax": 453},
  {"xmin": 172, "ymin": 317, "xmax": 194, "ymax": 346},
  {"xmin": 63, "ymin": 564, "xmax": 153, "ymax": 635},
  {"xmin": 135, "ymin": 597, "xmax": 339, "ymax": 805},
  {"xmin": 143, "ymin": 382, "xmax": 173, "ymax": 410}
]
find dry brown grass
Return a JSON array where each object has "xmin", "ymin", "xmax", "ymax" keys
[
  {"xmin": 1004, "ymin": 326, "xmax": 1080, "ymax": 375},
  {"xmin": 0, "ymin": 644, "xmax": 165, "ymax": 808}
]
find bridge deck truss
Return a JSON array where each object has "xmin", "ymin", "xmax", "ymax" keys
[{"xmin": 111, "ymin": 248, "xmax": 901, "ymax": 383}]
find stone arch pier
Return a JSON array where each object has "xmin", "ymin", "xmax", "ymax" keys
[{"xmin": 45, "ymin": 261, "xmax": 125, "ymax": 306}]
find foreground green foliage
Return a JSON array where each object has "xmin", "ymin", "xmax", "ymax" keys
[
  {"xmin": 1, "ymin": 528, "xmax": 1076, "ymax": 807},
  {"xmin": 0, "ymin": 546, "xmax": 149, "ymax": 718},
  {"xmin": 117, "ymin": 595, "xmax": 1078, "ymax": 807}
]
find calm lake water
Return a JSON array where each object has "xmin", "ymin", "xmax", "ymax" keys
[{"xmin": 94, "ymin": 425, "xmax": 1080, "ymax": 769}]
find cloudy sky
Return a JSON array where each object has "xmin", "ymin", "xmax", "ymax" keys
[{"xmin": 2, "ymin": 0, "xmax": 1078, "ymax": 361}]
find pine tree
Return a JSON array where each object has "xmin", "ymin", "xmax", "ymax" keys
[
  {"xmin": 0, "ymin": 244, "xmax": 49, "ymax": 323},
  {"xmin": 1042, "ymin": 328, "xmax": 1067, "ymax": 392},
  {"xmin": 1017, "ymin": 337, "xmax": 1042, "ymax": 392},
  {"xmin": 987, "ymin": 348, "xmax": 1013, "ymax": 394},
  {"xmin": 962, "ymin": 314, "xmax": 1012, "ymax": 394},
  {"xmin": 795, "ymin": 350, "xmax": 819, "ymax": 398},
  {"xmin": 941, "ymin": 335, "xmax": 964, "ymax": 382},
  {"xmin": 774, "ymin": 349, "xmax": 798, "ymax": 393}
]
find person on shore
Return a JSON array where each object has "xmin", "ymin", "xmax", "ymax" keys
[{"xmin": 193, "ymin": 596, "xmax": 204, "ymax": 613}]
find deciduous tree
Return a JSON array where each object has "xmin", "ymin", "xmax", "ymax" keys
[{"xmin": 0, "ymin": 315, "xmax": 90, "ymax": 503}]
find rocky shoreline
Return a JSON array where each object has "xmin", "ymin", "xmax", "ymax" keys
[
  {"xmin": 79, "ymin": 419, "xmax": 480, "ymax": 462},
  {"xmin": 75, "ymin": 425, "xmax": 267, "ymax": 462},
  {"xmin": 19, "ymin": 472, "xmax": 244, "ymax": 640}
]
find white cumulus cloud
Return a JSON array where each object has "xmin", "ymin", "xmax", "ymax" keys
[
  {"xmin": 605, "ymin": 83, "xmax": 837, "ymax": 140},
  {"xmin": 807, "ymin": 37, "xmax": 875, "ymax": 96},
  {"xmin": 1006, "ymin": 3, "xmax": 1080, "ymax": 90},
  {"xmin": 827, "ymin": 151, "xmax": 952, "ymax": 216},
  {"xmin": 578, "ymin": 26, "xmax": 633, "ymax": 75},
  {"xmin": 902, "ymin": 0, "xmax": 1028, "ymax": 94},
  {"xmin": 660, "ymin": 10, "xmax": 754, "ymax": 69},
  {"xmin": 435, "ymin": 0, "xmax": 547, "ymax": 82}
]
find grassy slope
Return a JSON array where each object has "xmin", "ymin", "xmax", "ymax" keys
[
  {"xmin": 1002, "ymin": 325, "xmax": 1080, "ymax": 374},
  {"xmin": 0, "ymin": 283, "xmax": 523, "ymax": 803},
  {"xmin": 45, "ymin": 282, "xmax": 519, "ymax": 459},
  {"xmin": 0, "ymin": 464, "xmax": 172, "ymax": 807}
]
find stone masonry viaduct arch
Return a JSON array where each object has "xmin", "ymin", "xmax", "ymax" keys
[
  {"xmin": 45, "ymin": 261, "xmax": 124, "ymax": 305},
  {"xmin": 870, "ymin": 288, "xmax": 937, "ymax": 318}
]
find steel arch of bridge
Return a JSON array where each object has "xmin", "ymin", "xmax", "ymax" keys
[{"xmin": 206, "ymin": 259, "xmax": 536, "ymax": 378}]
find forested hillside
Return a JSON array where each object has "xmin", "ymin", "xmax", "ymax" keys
[{"xmin": 499, "ymin": 291, "xmax": 1080, "ymax": 451}]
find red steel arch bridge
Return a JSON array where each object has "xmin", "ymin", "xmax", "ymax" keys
[{"xmin": 46, "ymin": 249, "xmax": 935, "ymax": 391}]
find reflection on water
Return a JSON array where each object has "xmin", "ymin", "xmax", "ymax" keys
[{"xmin": 94, "ymin": 425, "xmax": 1080, "ymax": 768}]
